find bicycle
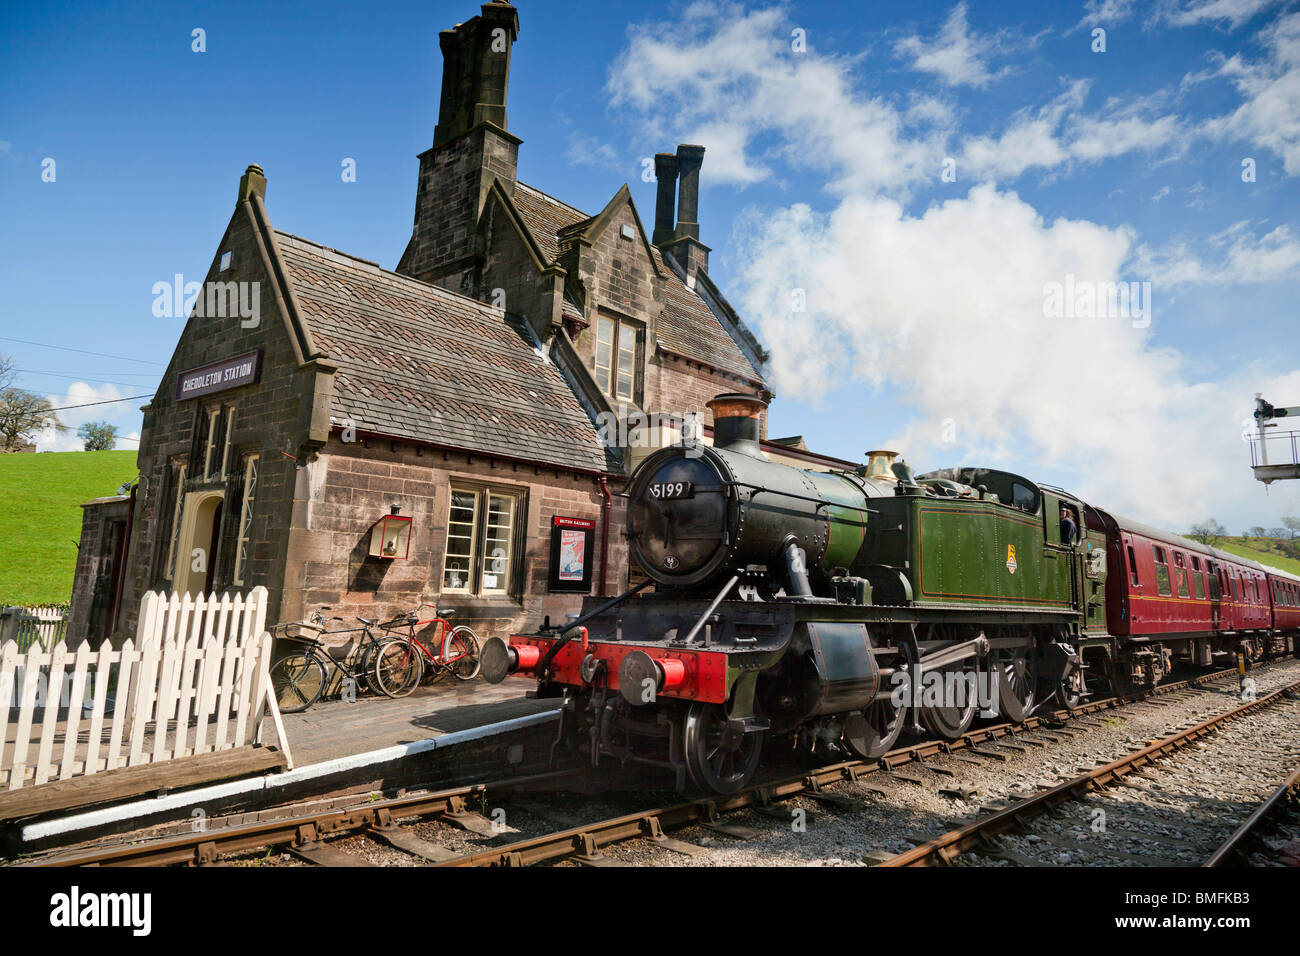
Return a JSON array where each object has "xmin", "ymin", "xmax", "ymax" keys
[
  {"xmin": 371, "ymin": 605, "xmax": 482, "ymax": 698},
  {"xmin": 268, "ymin": 607, "xmax": 387, "ymax": 713}
]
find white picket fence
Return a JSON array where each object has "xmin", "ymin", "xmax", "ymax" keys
[
  {"xmin": 0, "ymin": 604, "xmax": 69, "ymax": 652},
  {"xmin": 0, "ymin": 587, "xmax": 291, "ymax": 791}
]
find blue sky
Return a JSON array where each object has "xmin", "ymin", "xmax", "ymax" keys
[{"xmin": 2, "ymin": 0, "xmax": 1298, "ymax": 532}]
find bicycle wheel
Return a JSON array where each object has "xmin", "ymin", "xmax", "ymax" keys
[
  {"xmin": 270, "ymin": 652, "xmax": 327, "ymax": 713},
  {"xmin": 443, "ymin": 626, "xmax": 482, "ymax": 681},
  {"xmin": 373, "ymin": 638, "xmax": 423, "ymax": 698}
]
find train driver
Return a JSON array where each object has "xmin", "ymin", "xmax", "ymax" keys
[{"xmin": 1060, "ymin": 505, "xmax": 1079, "ymax": 545}]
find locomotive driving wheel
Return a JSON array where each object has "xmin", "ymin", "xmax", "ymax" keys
[
  {"xmin": 1054, "ymin": 660, "xmax": 1085, "ymax": 709},
  {"xmin": 682, "ymin": 702, "xmax": 764, "ymax": 794},
  {"xmin": 843, "ymin": 697, "xmax": 906, "ymax": 759},
  {"xmin": 917, "ymin": 660, "xmax": 979, "ymax": 740},
  {"xmin": 991, "ymin": 645, "xmax": 1037, "ymax": 723}
]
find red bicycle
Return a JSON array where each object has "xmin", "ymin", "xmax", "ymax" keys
[{"xmin": 371, "ymin": 605, "xmax": 481, "ymax": 698}]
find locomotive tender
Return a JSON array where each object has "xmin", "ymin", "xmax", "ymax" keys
[{"xmin": 481, "ymin": 394, "xmax": 1300, "ymax": 793}]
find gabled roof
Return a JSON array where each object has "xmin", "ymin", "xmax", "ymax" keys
[
  {"xmin": 273, "ymin": 230, "xmax": 610, "ymax": 473},
  {"xmin": 511, "ymin": 180, "xmax": 764, "ymax": 384}
]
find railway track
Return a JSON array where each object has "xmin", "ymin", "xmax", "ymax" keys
[
  {"xmin": 11, "ymin": 660, "xmax": 1289, "ymax": 867},
  {"xmin": 883, "ymin": 680, "xmax": 1300, "ymax": 867},
  {"xmin": 1203, "ymin": 762, "xmax": 1300, "ymax": 867}
]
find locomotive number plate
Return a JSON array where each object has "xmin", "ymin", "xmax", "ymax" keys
[{"xmin": 649, "ymin": 481, "xmax": 694, "ymax": 500}]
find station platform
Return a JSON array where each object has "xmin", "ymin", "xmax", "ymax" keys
[{"xmin": 281, "ymin": 674, "xmax": 559, "ymax": 765}]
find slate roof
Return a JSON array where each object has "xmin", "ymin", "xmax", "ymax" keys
[
  {"xmin": 512, "ymin": 181, "xmax": 763, "ymax": 383},
  {"xmin": 274, "ymin": 231, "xmax": 610, "ymax": 472},
  {"xmin": 512, "ymin": 182, "xmax": 587, "ymax": 264},
  {"xmin": 650, "ymin": 246, "xmax": 762, "ymax": 382}
]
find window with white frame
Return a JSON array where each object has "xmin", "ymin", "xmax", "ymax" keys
[
  {"xmin": 232, "ymin": 454, "xmax": 259, "ymax": 586},
  {"xmin": 219, "ymin": 405, "xmax": 236, "ymax": 479},
  {"xmin": 202, "ymin": 408, "xmax": 221, "ymax": 479},
  {"xmin": 442, "ymin": 486, "xmax": 520, "ymax": 595},
  {"xmin": 595, "ymin": 314, "xmax": 640, "ymax": 401}
]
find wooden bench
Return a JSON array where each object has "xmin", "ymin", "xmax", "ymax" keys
[{"xmin": 0, "ymin": 744, "xmax": 286, "ymax": 824}]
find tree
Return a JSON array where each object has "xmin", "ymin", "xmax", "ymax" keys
[
  {"xmin": 1283, "ymin": 517, "xmax": 1300, "ymax": 539},
  {"xmin": 77, "ymin": 420, "xmax": 118, "ymax": 451},
  {"xmin": 1249, "ymin": 526, "xmax": 1267, "ymax": 538},
  {"xmin": 1189, "ymin": 519, "xmax": 1226, "ymax": 546},
  {"xmin": 0, "ymin": 353, "xmax": 14, "ymax": 391},
  {"xmin": 0, "ymin": 387, "xmax": 63, "ymax": 451}
]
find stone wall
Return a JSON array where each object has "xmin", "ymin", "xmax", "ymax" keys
[{"xmin": 280, "ymin": 433, "xmax": 626, "ymax": 643}]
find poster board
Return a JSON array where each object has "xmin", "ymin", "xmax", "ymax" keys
[{"xmin": 548, "ymin": 515, "xmax": 596, "ymax": 593}]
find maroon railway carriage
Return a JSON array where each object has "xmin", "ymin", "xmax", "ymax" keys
[
  {"xmin": 1095, "ymin": 513, "xmax": 1296, "ymax": 683},
  {"xmin": 1265, "ymin": 565, "xmax": 1300, "ymax": 633}
]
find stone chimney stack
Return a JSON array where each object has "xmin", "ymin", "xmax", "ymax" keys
[
  {"xmin": 661, "ymin": 144, "xmax": 710, "ymax": 282},
  {"xmin": 433, "ymin": 1, "xmax": 519, "ymax": 148},
  {"xmin": 397, "ymin": 2, "xmax": 522, "ymax": 292},
  {"xmin": 652, "ymin": 153, "xmax": 678, "ymax": 246},
  {"xmin": 673, "ymin": 144, "xmax": 705, "ymax": 241}
]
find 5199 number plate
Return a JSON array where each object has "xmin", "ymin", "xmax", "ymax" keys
[{"xmin": 648, "ymin": 481, "xmax": 694, "ymax": 500}]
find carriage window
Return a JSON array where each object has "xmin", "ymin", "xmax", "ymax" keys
[
  {"xmin": 1152, "ymin": 545, "xmax": 1171, "ymax": 597},
  {"xmin": 1127, "ymin": 545, "xmax": 1139, "ymax": 586},
  {"xmin": 1172, "ymin": 552, "xmax": 1189, "ymax": 598}
]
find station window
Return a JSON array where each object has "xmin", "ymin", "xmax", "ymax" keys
[
  {"xmin": 442, "ymin": 486, "xmax": 521, "ymax": 596},
  {"xmin": 198, "ymin": 403, "xmax": 237, "ymax": 482},
  {"xmin": 1151, "ymin": 545, "xmax": 1171, "ymax": 596},
  {"xmin": 595, "ymin": 314, "xmax": 641, "ymax": 402},
  {"xmin": 1127, "ymin": 545, "xmax": 1139, "ymax": 587}
]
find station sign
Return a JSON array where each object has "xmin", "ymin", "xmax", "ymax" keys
[{"xmin": 175, "ymin": 350, "xmax": 263, "ymax": 401}]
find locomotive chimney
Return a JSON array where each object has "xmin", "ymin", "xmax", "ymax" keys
[{"xmin": 707, "ymin": 393, "xmax": 767, "ymax": 457}]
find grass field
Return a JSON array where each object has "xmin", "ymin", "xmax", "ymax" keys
[
  {"xmin": 0, "ymin": 450, "xmax": 138, "ymax": 605},
  {"xmin": 1210, "ymin": 537, "xmax": 1300, "ymax": 576}
]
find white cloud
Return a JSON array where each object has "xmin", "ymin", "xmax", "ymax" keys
[
  {"xmin": 959, "ymin": 83, "xmax": 1187, "ymax": 181},
  {"xmin": 34, "ymin": 382, "xmax": 145, "ymax": 453},
  {"xmin": 1075, "ymin": 0, "xmax": 1277, "ymax": 30},
  {"xmin": 1136, "ymin": 220, "xmax": 1300, "ymax": 284},
  {"xmin": 1159, "ymin": 0, "xmax": 1280, "ymax": 30},
  {"xmin": 893, "ymin": 3, "xmax": 1015, "ymax": 88},
  {"xmin": 606, "ymin": 3, "xmax": 944, "ymax": 194},
  {"xmin": 1200, "ymin": 11, "xmax": 1300, "ymax": 174},
  {"xmin": 732, "ymin": 187, "xmax": 1294, "ymax": 527}
]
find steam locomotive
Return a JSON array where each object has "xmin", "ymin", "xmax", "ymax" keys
[{"xmin": 481, "ymin": 394, "xmax": 1300, "ymax": 793}]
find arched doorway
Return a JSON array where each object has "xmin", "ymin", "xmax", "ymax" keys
[{"xmin": 174, "ymin": 491, "xmax": 224, "ymax": 597}]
